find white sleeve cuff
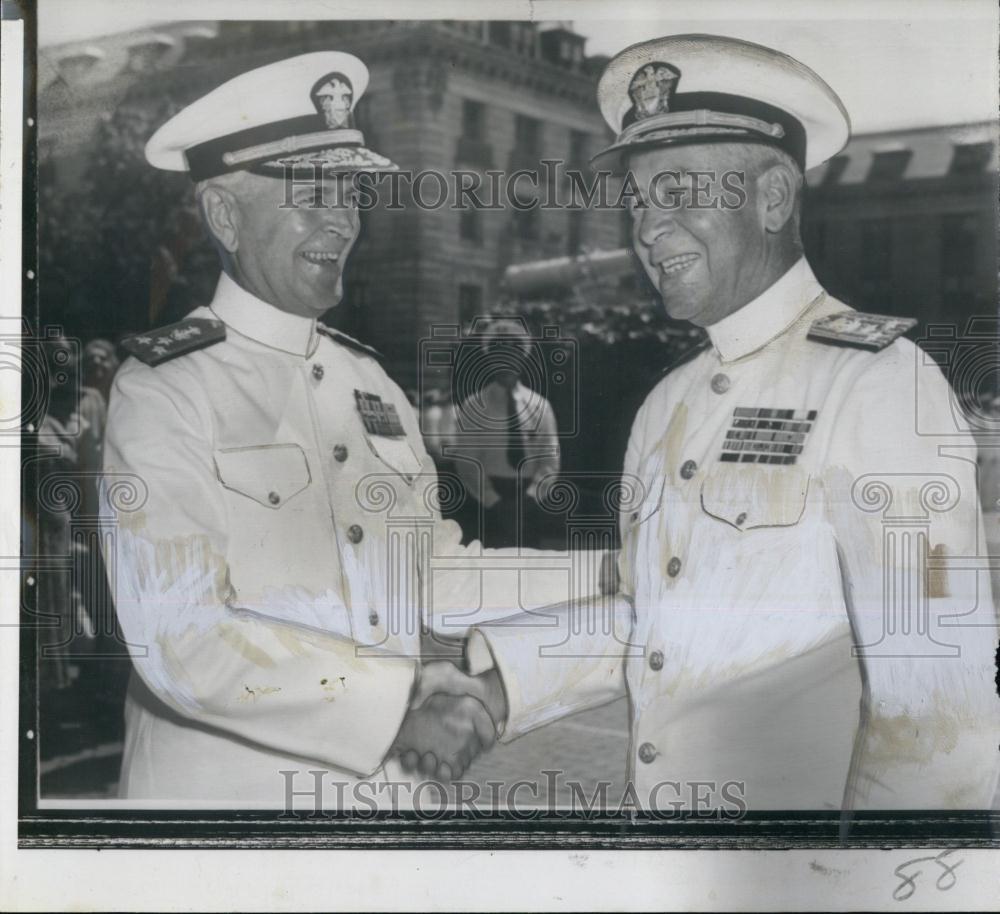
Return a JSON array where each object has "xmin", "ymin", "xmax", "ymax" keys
[{"xmin": 465, "ymin": 630, "xmax": 496, "ymax": 676}]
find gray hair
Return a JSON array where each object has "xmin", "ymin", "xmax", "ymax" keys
[{"xmin": 720, "ymin": 142, "xmax": 804, "ymax": 242}]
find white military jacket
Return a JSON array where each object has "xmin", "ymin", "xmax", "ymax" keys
[
  {"xmin": 469, "ymin": 258, "xmax": 1000, "ymax": 812},
  {"xmin": 102, "ymin": 273, "xmax": 588, "ymax": 803}
]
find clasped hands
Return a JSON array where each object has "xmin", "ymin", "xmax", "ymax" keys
[
  {"xmin": 392, "ymin": 660, "xmax": 507, "ymax": 781},
  {"xmin": 392, "ymin": 549, "xmax": 619, "ymax": 781}
]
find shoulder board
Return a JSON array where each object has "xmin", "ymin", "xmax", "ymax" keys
[
  {"xmin": 807, "ymin": 311, "xmax": 916, "ymax": 352},
  {"xmin": 121, "ymin": 317, "xmax": 226, "ymax": 366},
  {"xmin": 658, "ymin": 333, "xmax": 711, "ymax": 377},
  {"xmin": 317, "ymin": 325, "xmax": 382, "ymax": 360}
]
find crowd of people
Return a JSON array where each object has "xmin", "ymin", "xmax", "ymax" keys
[{"xmin": 29, "ymin": 336, "xmax": 132, "ymax": 763}]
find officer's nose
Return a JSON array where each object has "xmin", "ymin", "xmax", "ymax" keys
[
  {"xmin": 637, "ymin": 204, "xmax": 677, "ymax": 250},
  {"xmin": 322, "ymin": 207, "xmax": 358, "ymax": 241}
]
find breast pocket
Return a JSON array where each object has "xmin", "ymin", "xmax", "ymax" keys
[
  {"xmin": 700, "ymin": 464, "xmax": 810, "ymax": 530},
  {"xmin": 212, "ymin": 443, "xmax": 343, "ymax": 617},
  {"xmin": 213, "ymin": 443, "xmax": 311, "ymax": 508}
]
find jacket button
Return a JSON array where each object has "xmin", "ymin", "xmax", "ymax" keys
[
  {"xmin": 368, "ymin": 611, "xmax": 380, "ymax": 626},
  {"xmin": 710, "ymin": 373, "xmax": 731, "ymax": 394},
  {"xmin": 648, "ymin": 650, "xmax": 664, "ymax": 671},
  {"xmin": 680, "ymin": 459, "xmax": 697, "ymax": 480},
  {"xmin": 333, "ymin": 444, "xmax": 349, "ymax": 463},
  {"xmin": 268, "ymin": 491, "xmax": 281, "ymax": 505},
  {"xmin": 667, "ymin": 556, "xmax": 681, "ymax": 577},
  {"xmin": 347, "ymin": 524, "xmax": 364, "ymax": 544},
  {"xmin": 735, "ymin": 511, "xmax": 747, "ymax": 526},
  {"xmin": 312, "ymin": 363, "xmax": 325, "ymax": 380},
  {"xmin": 638, "ymin": 742, "xmax": 657, "ymax": 764}
]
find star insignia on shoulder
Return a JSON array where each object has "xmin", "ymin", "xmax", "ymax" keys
[
  {"xmin": 807, "ymin": 311, "xmax": 916, "ymax": 351},
  {"xmin": 317, "ymin": 325, "xmax": 382, "ymax": 360},
  {"xmin": 121, "ymin": 317, "xmax": 226, "ymax": 366}
]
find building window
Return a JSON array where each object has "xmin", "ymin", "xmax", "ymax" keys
[
  {"xmin": 568, "ymin": 130, "xmax": 588, "ymax": 172},
  {"xmin": 460, "ymin": 208, "xmax": 483, "ymax": 244},
  {"xmin": 539, "ymin": 28, "xmax": 585, "ymax": 69},
  {"xmin": 949, "ymin": 142, "xmax": 993, "ymax": 175},
  {"xmin": 510, "ymin": 114, "xmax": 542, "ymax": 172},
  {"xmin": 458, "ymin": 283, "xmax": 483, "ymax": 327},
  {"xmin": 510, "ymin": 23, "xmax": 537, "ymax": 56},
  {"xmin": 515, "ymin": 114, "xmax": 540, "ymax": 157},
  {"xmin": 867, "ymin": 149, "xmax": 912, "ymax": 183},
  {"xmin": 456, "ymin": 99, "xmax": 493, "ymax": 167},
  {"xmin": 462, "ymin": 99, "xmax": 484, "ymax": 140}
]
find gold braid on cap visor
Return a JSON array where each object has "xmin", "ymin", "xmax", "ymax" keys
[{"xmin": 617, "ymin": 110, "xmax": 786, "ymax": 146}]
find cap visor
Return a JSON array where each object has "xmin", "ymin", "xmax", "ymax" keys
[
  {"xmin": 255, "ymin": 145, "xmax": 399, "ymax": 176},
  {"xmin": 590, "ymin": 127, "xmax": 791, "ymax": 173}
]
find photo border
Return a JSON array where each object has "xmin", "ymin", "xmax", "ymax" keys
[{"xmin": 10, "ymin": 0, "xmax": 1000, "ymax": 853}]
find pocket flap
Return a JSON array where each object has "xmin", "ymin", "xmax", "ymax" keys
[
  {"xmin": 364, "ymin": 434, "xmax": 423, "ymax": 484},
  {"xmin": 700, "ymin": 465, "xmax": 809, "ymax": 530},
  {"xmin": 214, "ymin": 444, "xmax": 311, "ymax": 508}
]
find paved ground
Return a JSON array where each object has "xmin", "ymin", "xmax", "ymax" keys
[{"xmin": 462, "ymin": 698, "xmax": 629, "ymax": 807}]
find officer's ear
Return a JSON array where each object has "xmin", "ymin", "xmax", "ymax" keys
[
  {"xmin": 200, "ymin": 184, "xmax": 241, "ymax": 254},
  {"xmin": 757, "ymin": 161, "xmax": 800, "ymax": 235}
]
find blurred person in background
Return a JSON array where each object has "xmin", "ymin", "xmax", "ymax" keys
[
  {"xmin": 77, "ymin": 339, "xmax": 120, "ymax": 517},
  {"xmin": 447, "ymin": 319, "xmax": 561, "ymax": 548},
  {"xmin": 420, "ymin": 387, "xmax": 450, "ymax": 462},
  {"xmin": 36, "ymin": 335, "xmax": 93, "ymax": 692}
]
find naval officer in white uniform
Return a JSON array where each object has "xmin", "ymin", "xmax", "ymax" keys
[
  {"xmin": 100, "ymin": 52, "xmax": 594, "ymax": 804},
  {"xmin": 450, "ymin": 35, "xmax": 1000, "ymax": 814}
]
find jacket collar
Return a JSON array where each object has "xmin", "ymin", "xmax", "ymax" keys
[
  {"xmin": 706, "ymin": 257, "xmax": 824, "ymax": 363},
  {"xmin": 209, "ymin": 272, "xmax": 320, "ymax": 358}
]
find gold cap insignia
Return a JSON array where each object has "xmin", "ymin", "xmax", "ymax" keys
[
  {"xmin": 311, "ymin": 71, "xmax": 354, "ymax": 129},
  {"xmin": 628, "ymin": 62, "xmax": 681, "ymax": 120}
]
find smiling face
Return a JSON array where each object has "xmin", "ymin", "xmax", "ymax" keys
[
  {"xmin": 479, "ymin": 319, "xmax": 532, "ymax": 391},
  {"xmin": 206, "ymin": 172, "xmax": 361, "ymax": 318},
  {"xmin": 627, "ymin": 144, "xmax": 787, "ymax": 327},
  {"xmin": 83, "ymin": 340, "xmax": 117, "ymax": 388}
]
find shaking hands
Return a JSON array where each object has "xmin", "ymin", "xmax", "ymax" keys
[{"xmin": 393, "ymin": 661, "xmax": 507, "ymax": 781}]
